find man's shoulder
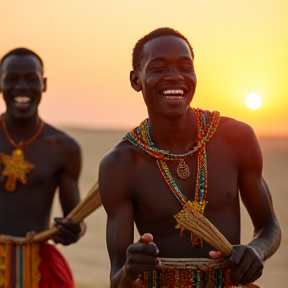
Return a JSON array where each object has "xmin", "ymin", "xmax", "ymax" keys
[
  {"xmin": 99, "ymin": 139, "xmax": 141, "ymax": 193},
  {"xmin": 194, "ymin": 108, "xmax": 254, "ymax": 136},
  {"xmin": 219, "ymin": 116, "xmax": 255, "ymax": 135},
  {"xmin": 101, "ymin": 139, "xmax": 140, "ymax": 167},
  {"xmin": 217, "ymin": 116, "xmax": 258, "ymax": 145},
  {"xmin": 42, "ymin": 122, "xmax": 80, "ymax": 152}
]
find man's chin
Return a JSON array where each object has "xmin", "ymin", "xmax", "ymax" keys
[
  {"xmin": 161, "ymin": 107, "xmax": 190, "ymax": 119},
  {"xmin": 6, "ymin": 109, "xmax": 37, "ymax": 120}
]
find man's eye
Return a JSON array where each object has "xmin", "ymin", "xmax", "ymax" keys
[
  {"xmin": 4, "ymin": 77, "xmax": 16, "ymax": 83},
  {"xmin": 180, "ymin": 64, "xmax": 194, "ymax": 71},
  {"xmin": 150, "ymin": 66, "xmax": 167, "ymax": 72},
  {"xmin": 29, "ymin": 77, "xmax": 40, "ymax": 83}
]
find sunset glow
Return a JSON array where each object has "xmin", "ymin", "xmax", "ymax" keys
[
  {"xmin": 246, "ymin": 93, "xmax": 262, "ymax": 110},
  {"xmin": 1, "ymin": 0, "xmax": 288, "ymax": 137}
]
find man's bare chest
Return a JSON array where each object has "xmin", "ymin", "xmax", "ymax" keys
[
  {"xmin": 0, "ymin": 138, "xmax": 62, "ymax": 191},
  {"xmin": 131, "ymin": 143, "xmax": 239, "ymax": 220}
]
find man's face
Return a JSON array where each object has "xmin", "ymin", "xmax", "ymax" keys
[
  {"xmin": 0, "ymin": 54, "xmax": 46, "ymax": 120},
  {"xmin": 132, "ymin": 36, "xmax": 197, "ymax": 119}
]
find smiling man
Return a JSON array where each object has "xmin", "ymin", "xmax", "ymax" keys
[
  {"xmin": 0, "ymin": 48, "xmax": 85, "ymax": 288},
  {"xmin": 98, "ymin": 28, "xmax": 281, "ymax": 288}
]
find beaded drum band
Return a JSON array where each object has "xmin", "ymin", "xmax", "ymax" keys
[{"xmin": 139, "ymin": 258, "xmax": 235, "ymax": 288}]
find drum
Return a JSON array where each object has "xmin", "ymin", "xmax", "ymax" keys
[{"xmin": 139, "ymin": 258, "xmax": 234, "ymax": 288}]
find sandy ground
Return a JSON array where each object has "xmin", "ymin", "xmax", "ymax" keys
[{"xmin": 51, "ymin": 128, "xmax": 288, "ymax": 288}]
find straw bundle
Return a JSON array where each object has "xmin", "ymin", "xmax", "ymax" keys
[{"xmin": 174, "ymin": 203, "xmax": 233, "ymax": 256}]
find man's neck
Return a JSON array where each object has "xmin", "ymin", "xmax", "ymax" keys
[
  {"xmin": 148, "ymin": 108, "xmax": 197, "ymax": 154},
  {"xmin": 2, "ymin": 112, "xmax": 41, "ymax": 144}
]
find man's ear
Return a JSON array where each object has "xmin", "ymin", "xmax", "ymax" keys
[
  {"xmin": 130, "ymin": 71, "xmax": 142, "ymax": 92},
  {"xmin": 43, "ymin": 78, "xmax": 47, "ymax": 92}
]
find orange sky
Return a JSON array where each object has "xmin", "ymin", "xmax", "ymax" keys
[{"xmin": 1, "ymin": 0, "xmax": 287, "ymax": 136}]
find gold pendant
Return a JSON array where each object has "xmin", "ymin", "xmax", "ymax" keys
[
  {"xmin": 176, "ymin": 160, "xmax": 190, "ymax": 179},
  {"xmin": 0, "ymin": 149, "xmax": 35, "ymax": 192}
]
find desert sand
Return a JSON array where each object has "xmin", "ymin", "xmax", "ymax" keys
[{"xmin": 51, "ymin": 128, "xmax": 288, "ymax": 288}]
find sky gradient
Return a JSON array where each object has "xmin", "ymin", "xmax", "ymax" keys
[{"xmin": 1, "ymin": 0, "xmax": 288, "ymax": 136}]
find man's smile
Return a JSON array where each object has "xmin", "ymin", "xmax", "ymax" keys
[
  {"xmin": 160, "ymin": 89, "xmax": 186, "ymax": 100},
  {"xmin": 13, "ymin": 95, "xmax": 32, "ymax": 109},
  {"xmin": 162, "ymin": 89, "xmax": 184, "ymax": 96}
]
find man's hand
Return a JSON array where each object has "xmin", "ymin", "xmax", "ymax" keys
[
  {"xmin": 209, "ymin": 245, "xmax": 263, "ymax": 286},
  {"xmin": 52, "ymin": 217, "xmax": 85, "ymax": 246},
  {"xmin": 123, "ymin": 233, "xmax": 161, "ymax": 281}
]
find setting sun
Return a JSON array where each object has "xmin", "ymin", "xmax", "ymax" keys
[
  {"xmin": 245, "ymin": 93, "xmax": 262, "ymax": 110},
  {"xmin": 1, "ymin": 0, "xmax": 287, "ymax": 138}
]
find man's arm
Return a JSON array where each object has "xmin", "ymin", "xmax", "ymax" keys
[
  {"xmin": 52, "ymin": 135, "xmax": 86, "ymax": 245},
  {"xmin": 212, "ymin": 122, "xmax": 281, "ymax": 286},
  {"xmin": 238, "ymin": 125, "xmax": 281, "ymax": 261},
  {"xmin": 99, "ymin": 145, "xmax": 160, "ymax": 288}
]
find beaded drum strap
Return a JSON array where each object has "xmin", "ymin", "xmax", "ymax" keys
[
  {"xmin": 156, "ymin": 146, "xmax": 209, "ymax": 246},
  {"xmin": 157, "ymin": 160, "xmax": 188, "ymax": 206}
]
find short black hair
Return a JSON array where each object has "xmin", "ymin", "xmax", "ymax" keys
[
  {"xmin": 0, "ymin": 47, "xmax": 44, "ymax": 70},
  {"xmin": 132, "ymin": 27, "xmax": 194, "ymax": 71}
]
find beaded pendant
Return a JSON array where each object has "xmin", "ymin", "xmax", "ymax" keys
[
  {"xmin": 0, "ymin": 149, "xmax": 35, "ymax": 192},
  {"xmin": 124, "ymin": 108, "xmax": 220, "ymax": 246},
  {"xmin": 0, "ymin": 115, "xmax": 44, "ymax": 192},
  {"xmin": 176, "ymin": 159, "xmax": 190, "ymax": 179}
]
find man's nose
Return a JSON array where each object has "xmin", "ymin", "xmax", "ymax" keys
[
  {"xmin": 166, "ymin": 66, "xmax": 184, "ymax": 82},
  {"xmin": 15, "ymin": 78, "xmax": 29, "ymax": 90}
]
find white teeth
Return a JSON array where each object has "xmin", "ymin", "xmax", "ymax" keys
[
  {"xmin": 14, "ymin": 96, "xmax": 31, "ymax": 104},
  {"xmin": 162, "ymin": 89, "xmax": 184, "ymax": 95},
  {"xmin": 164, "ymin": 95, "xmax": 183, "ymax": 99}
]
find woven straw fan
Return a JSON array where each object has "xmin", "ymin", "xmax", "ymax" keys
[{"xmin": 174, "ymin": 203, "xmax": 233, "ymax": 256}]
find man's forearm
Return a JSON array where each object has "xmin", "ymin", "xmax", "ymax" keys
[
  {"xmin": 248, "ymin": 219, "xmax": 281, "ymax": 261},
  {"xmin": 111, "ymin": 267, "xmax": 140, "ymax": 288}
]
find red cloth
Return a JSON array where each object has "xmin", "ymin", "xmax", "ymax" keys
[{"xmin": 38, "ymin": 243, "xmax": 74, "ymax": 288}]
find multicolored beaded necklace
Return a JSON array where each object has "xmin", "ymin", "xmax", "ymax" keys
[{"xmin": 124, "ymin": 108, "xmax": 220, "ymax": 246}]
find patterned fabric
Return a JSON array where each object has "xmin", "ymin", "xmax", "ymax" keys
[
  {"xmin": 0, "ymin": 241, "xmax": 40, "ymax": 288},
  {"xmin": 0, "ymin": 239, "xmax": 74, "ymax": 288}
]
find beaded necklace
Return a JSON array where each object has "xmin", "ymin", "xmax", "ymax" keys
[
  {"xmin": 0, "ymin": 114, "xmax": 44, "ymax": 192},
  {"xmin": 124, "ymin": 108, "xmax": 220, "ymax": 246}
]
